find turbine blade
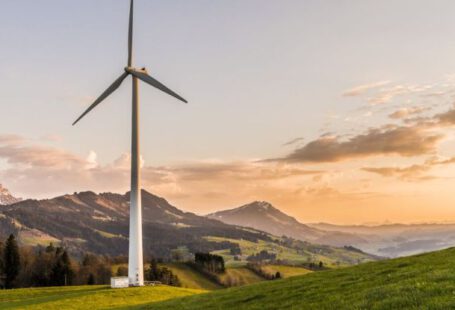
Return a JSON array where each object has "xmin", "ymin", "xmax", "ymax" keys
[
  {"xmin": 129, "ymin": 69, "xmax": 188, "ymax": 103},
  {"xmin": 72, "ymin": 72, "xmax": 129, "ymax": 126},
  {"xmin": 128, "ymin": 0, "xmax": 134, "ymax": 66}
]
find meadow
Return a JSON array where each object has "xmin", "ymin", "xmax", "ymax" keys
[
  {"xmin": 151, "ymin": 247, "xmax": 455, "ymax": 309},
  {"xmin": 0, "ymin": 285, "xmax": 203, "ymax": 310},
  {"xmin": 4, "ymin": 247, "xmax": 455, "ymax": 309}
]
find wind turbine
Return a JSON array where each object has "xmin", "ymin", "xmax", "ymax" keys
[{"xmin": 73, "ymin": 0, "xmax": 187, "ymax": 286}]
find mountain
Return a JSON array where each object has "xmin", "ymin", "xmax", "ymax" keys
[
  {"xmin": 0, "ymin": 190, "xmax": 270, "ymax": 257},
  {"xmin": 309, "ymin": 222, "xmax": 455, "ymax": 257},
  {"xmin": 0, "ymin": 184, "xmax": 21, "ymax": 205},
  {"xmin": 152, "ymin": 247, "xmax": 455, "ymax": 309},
  {"xmin": 208, "ymin": 201, "xmax": 367, "ymax": 247},
  {"xmin": 0, "ymin": 190, "xmax": 377, "ymax": 265}
]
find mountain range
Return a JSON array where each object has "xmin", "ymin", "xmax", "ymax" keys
[
  {"xmin": 0, "ymin": 187, "xmax": 376, "ymax": 265},
  {"xmin": 1, "ymin": 183, "xmax": 451, "ymax": 259},
  {"xmin": 209, "ymin": 201, "xmax": 455, "ymax": 258}
]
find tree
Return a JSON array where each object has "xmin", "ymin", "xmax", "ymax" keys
[
  {"xmin": 116, "ymin": 266, "xmax": 128, "ymax": 277},
  {"xmin": 149, "ymin": 258, "xmax": 159, "ymax": 280},
  {"xmin": 0, "ymin": 241, "xmax": 4, "ymax": 276},
  {"xmin": 61, "ymin": 251, "xmax": 74, "ymax": 285},
  {"xmin": 194, "ymin": 253, "xmax": 225, "ymax": 274},
  {"xmin": 4, "ymin": 234, "xmax": 20, "ymax": 289},
  {"xmin": 45, "ymin": 243, "xmax": 55, "ymax": 253},
  {"xmin": 87, "ymin": 273, "xmax": 95, "ymax": 285}
]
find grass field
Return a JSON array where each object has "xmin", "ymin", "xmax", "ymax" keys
[
  {"xmin": 161, "ymin": 263, "xmax": 222, "ymax": 290},
  {"xmin": 112, "ymin": 263, "xmax": 222, "ymax": 290},
  {"xmin": 150, "ymin": 247, "xmax": 455, "ymax": 309},
  {"xmin": 218, "ymin": 267, "xmax": 264, "ymax": 287},
  {"xmin": 261, "ymin": 265, "xmax": 312, "ymax": 278},
  {"xmin": 206, "ymin": 236, "xmax": 372, "ymax": 267},
  {"xmin": 0, "ymin": 285, "xmax": 204, "ymax": 310},
  {"xmin": 7, "ymin": 248, "xmax": 455, "ymax": 309}
]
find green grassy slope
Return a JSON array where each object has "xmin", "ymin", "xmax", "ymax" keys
[
  {"xmin": 0, "ymin": 285, "xmax": 204, "ymax": 310},
  {"xmin": 218, "ymin": 267, "xmax": 264, "ymax": 287},
  {"xmin": 206, "ymin": 236, "xmax": 375, "ymax": 267},
  {"xmin": 112, "ymin": 263, "xmax": 222, "ymax": 290},
  {"xmin": 161, "ymin": 263, "xmax": 222, "ymax": 290},
  {"xmin": 261, "ymin": 265, "xmax": 312, "ymax": 278},
  {"xmin": 150, "ymin": 247, "xmax": 455, "ymax": 310}
]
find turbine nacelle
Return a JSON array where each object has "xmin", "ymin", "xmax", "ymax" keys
[{"xmin": 125, "ymin": 66, "xmax": 148, "ymax": 74}]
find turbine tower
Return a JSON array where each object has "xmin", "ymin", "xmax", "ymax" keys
[{"xmin": 73, "ymin": 0, "xmax": 187, "ymax": 286}]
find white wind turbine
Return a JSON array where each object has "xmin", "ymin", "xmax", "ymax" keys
[{"xmin": 73, "ymin": 0, "xmax": 187, "ymax": 286}]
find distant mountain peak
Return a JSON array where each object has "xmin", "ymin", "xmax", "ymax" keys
[
  {"xmin": 236, "ymin": 201, "xmax": 278, "ymax": 212},
  {"xmin": 0, "ymin": 184, "xmax": 21, "ymax": 205},
  {"xmin": 208, "ymin": 201, "xmax": 325, "ymax": 241}
]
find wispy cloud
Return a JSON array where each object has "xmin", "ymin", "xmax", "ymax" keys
[
  {"xmin": 342, "ymin": 81, "xmax": 391, "ymax": 97},
  {"xmin": 362, "ymin": 155, "xmax": 455, "ymax": 181},
  {"xmin": 282, "ymin": 137, "xmax": 304, "ymax": 146},
  {"xmin": 388, "ymin": 106, "xmax": 429, "ymax": 120}
]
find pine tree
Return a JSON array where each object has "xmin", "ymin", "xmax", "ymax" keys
[
  {"xmin": 4, "ymin": 234, "xmax": 20, "ymax": 289},
  {"xmin": 87, "ymin": 273, "xmax": 95, "ymax": 285},
  {"xmin": 0, "ymin": 241, "xmax": 4, "ymax": 275},
  {"xmin": 149, "ymin": 258, "xmax": 159, "ymax": 280},
  {"xmin": 61, "ymin": 251, "xmax": 74, "ymax": 285}
]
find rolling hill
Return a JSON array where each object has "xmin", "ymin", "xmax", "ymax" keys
[
  {"xmin": 151, "ymin": 247, "xmax": 455, "ymax": 309},
  {"xmin": 0, "ymin": 285, "xmax": 204, "ymax": 310},
  {"xmin": 4, "ymin": 247, "xmax": 455, "ymax": 309}
]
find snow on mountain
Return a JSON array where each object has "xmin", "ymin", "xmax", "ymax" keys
[{"xmin": 0, "ymin": 184, "xmax": 21, "ymax": 205}]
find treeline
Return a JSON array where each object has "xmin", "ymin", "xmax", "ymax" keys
[
  {"xmin": 247, "ymin": 250, "xmax": 277, "ymax": 263},
  {"xmin": 0, "ymin": 235, "xmax": 112, "ymax": 289},
  {"xmin": 186, "ymin": 252, "xmax": 226, "ymax": 287},
  {"xmin": 246, "ymin": 263, "xmax": 281, "ymax": 280},
  {"xmin": 147, "ymin": 258, "xmax": 180, "ymax": 286},
  {"xmin": 194, "ymin": 252, "xmax": 225, "ymax": 273}
]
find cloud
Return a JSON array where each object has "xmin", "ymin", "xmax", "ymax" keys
[
  {"xmin": 0, "ymin": 134, "xmax": 26, "ymax": 146},
  {"xmin": 362, "ymin": 155, "xmax": 455, "ymax": 181},
  {"xmin": 342, "ymin": 81, "xmax": 390, "ymax": 97},
  {"xmin": 436, "ymin": 107, "xmax": 455, "ymax": 126},
  {"xmin": 41, "ymin": 134, "xmax": 63, "ymax": 142},
  {"xmin": 275, "ymin": 125, "xmax": 442, "ymax": 163},
  {"xmin": 362, "ymin": 165, "xmax": 430, "ymax": 181},
  {"xmin": 163, "ymin": 161, "xmax": 323, "ymax": 182},
  {"xmin": 282, "ymin": 137, "xmax": 304, "ymax": 146},
  {"xmin": 389, "ymin": 106, "xmax": 429, "ymax": 120},
  {"xmin": 0, "ymin": 135, "xmax": 327, "ymax": 203},
  {"xmin": 366, "ymin": 85, "xmax": 417, "ymax": 105}
]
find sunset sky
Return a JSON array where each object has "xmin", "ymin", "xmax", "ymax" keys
[{"xmin": 2, "ymin": 0, "xmax": 455, "ymax": 224}]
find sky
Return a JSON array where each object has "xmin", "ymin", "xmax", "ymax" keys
[{"xmin": 3, "ymin": 0, "xmax": 455, "ymax": 224}]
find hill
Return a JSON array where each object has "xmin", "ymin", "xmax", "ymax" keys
[
  {"xmin": 0, "ymin": 190, "xmax": 272, "ymax": 257},
  {"xmin": 0, "ymin": 285, "xmax": 203, "ymax": 310},
  {"xmin": 208, "ymin": 201, "xmax": 367, "ymax": 247},
  {"xmin": 310, "ymin": 222, "xmax": 455, "ymax": 257},
  {"xmin": 151, "ymin": 247, "xmax": 455, "ymax": 309},
  {"xmin": 0, "ymin": 191, "xmax": 377, "ymax": 265},
  {"xmin": 4, "ymin": 247, "xmax": 455, "ymax": 309}
]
